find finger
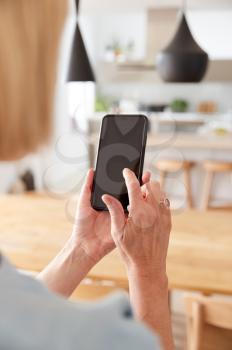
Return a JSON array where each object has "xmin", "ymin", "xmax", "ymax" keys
[
  {"xmin": 102, "ymin": 195, "xmax": 125, "ymax": 235},
  {"xmin": 142, "ymin": 171, "xmax": 151, "ymax": 185},
  {"xmin": 151, "ymin": 182, "xmax": 165, "ymax": 202},
  {"xmin": 147, "ymin": 181, "xmax": 170, "ymax": 212},
  {"xmin": 142, "ymin": 191, "xmax": 146, "ymax": 199},
  {"xmin": 159, "ymin": 196, "xmax": 171, "ymax": 215},
  {"xmin": 141, "ymin": 181, "xmax": 150, "ymax": 199},
  {"xmin": 146, "ymin": 181, "xmax": 161, "ymax": 207},
  {"xmin": 123, "ymin": 168, "xmax": 143, "ymax": 207},
  {"xmin": 78, "ymin": 169, "xmax": 94, "ymax": 206}
]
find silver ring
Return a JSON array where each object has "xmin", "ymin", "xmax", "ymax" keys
[{"xmin": 159, "ymin": 198, "xmax": 170, "ymax": 209}]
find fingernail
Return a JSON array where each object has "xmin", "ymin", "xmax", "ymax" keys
[
  {"xmin": 123, "ymin": 168, "xmax": 130, "ymax": 176},
  {"xmin": 102, "ymin": 195, "xmax": 111, "ymax": 204}
]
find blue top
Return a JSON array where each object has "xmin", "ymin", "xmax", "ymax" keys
[{"xmin": 0, "ymin": 256, "xmax": 160, "ymax": 350}]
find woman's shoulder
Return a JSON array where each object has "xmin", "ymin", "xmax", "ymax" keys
[{"xmin": 0, "ymin": 255, "xmax": 160, "ymax": 350}]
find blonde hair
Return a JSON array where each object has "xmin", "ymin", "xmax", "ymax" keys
[{"xmin": 0, "ymin": 0, "xmax": 67, "ymax": 160}]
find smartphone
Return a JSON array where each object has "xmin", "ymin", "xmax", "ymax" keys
[{"xmin": 91, "ymin": 114, "xmax": 148, "ymax": 211}]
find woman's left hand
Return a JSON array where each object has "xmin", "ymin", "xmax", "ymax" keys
[
  {"xmin": 39, "ymin": 168, "xmax": 150, "ymax": 297},
  {"xmin": 71, "ymin": 168, "xmax": 151, "ymax": 264}
]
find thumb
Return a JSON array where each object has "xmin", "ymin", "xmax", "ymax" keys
[
  {"xmin": 78, "ymin": 169, "xmax": 94, "ymax": 207},
  {"xmin": 102, "ymin": 195, "xmax": 125, "ymax": 237},
  {"xmin": 75, "ymin": 169, "xmax": 94, "ymax": 222}
]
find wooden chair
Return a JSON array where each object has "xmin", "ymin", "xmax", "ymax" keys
[
  {"xmin": 201, "ymin": 161, "xmax": 232, "ymax": 210},
  {"xmin": 155, "ymin": 159, "xmax": 194, "ymax": 208},
  {"xmin": 185, "ymin": 294, "xmax": 232, "ymax": 350}
]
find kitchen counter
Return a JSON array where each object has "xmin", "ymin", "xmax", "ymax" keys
[
  {"xmin": 88, "ymin": 131, "xmax": 232, "ymax": 208},
  {"xmin": 88, "ymin": 113, "xmax": 232, "ymax": 151},
  {"xmin": 146, "ymin": 132, "xmax": 232, "ymax": 151},
  {"xmin": 89, "ymin": 132, "xmax": 232, "ymax": 151}
]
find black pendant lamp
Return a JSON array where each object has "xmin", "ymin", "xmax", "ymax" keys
[
  {"xmin": 156, "ymin": 6, "xmax": 209, "ymax": 83},
  {"xmin": 67, "ymin": 0, "xmax": 95, "ymax": 82}
]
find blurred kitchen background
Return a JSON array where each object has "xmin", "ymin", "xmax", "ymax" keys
[
  {"xmin": 1, "ymin": 0, "xmax": 232, "ymax": 210},
  {"xmin": 63, "ymin": 0, "xmax": 232, "ymax": 209}
]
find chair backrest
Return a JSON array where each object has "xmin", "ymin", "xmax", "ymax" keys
[{"xmin": 185, "ymin": 294, "xmax": 232, "ymax": 350}]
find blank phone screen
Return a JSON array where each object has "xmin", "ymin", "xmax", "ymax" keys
[{"xmin": 91, "ymin": 115, "xmax": 147, "ymax": 210}]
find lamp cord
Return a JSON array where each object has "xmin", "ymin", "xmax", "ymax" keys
[
  {"xmin": 75, "ymin": 0, "xmax": 79, "ymax": 15},
  {"xmin": 182, "ymin": 0, "xmax": 187, "ymax": 12}
]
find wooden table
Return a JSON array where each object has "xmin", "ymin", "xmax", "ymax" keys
[{"xmin": 0, "ymin": 194, "xmax": 232, "ymax": 295}]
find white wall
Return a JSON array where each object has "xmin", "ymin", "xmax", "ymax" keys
[
  {"xmin": 80, "ymin": 9, "xmax": 232, "ymax": 63},
  {"xmin": 79, "ymin": 12, "xmax": 147, "ymax": 63},
  {"xmin": 187, "ymin": 11, "xmax": 232, "ymax": 59}
]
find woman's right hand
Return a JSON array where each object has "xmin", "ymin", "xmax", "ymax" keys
[
  {"xmin": 102, "ymin": 168, "xmax": 174, "ymax": 350},
  {"xmin": 102, "ymin": 168, "xmax": 171, "ymax": 281}
]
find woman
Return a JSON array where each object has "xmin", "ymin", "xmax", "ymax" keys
[{"xmin": 0, "ymin": 1, "xmax": 173, "ymax": 349}]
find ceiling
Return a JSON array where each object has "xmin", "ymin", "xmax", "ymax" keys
[{"xmin": 80, "ymin": 0, "xmax": 232, "ymax": 13}]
